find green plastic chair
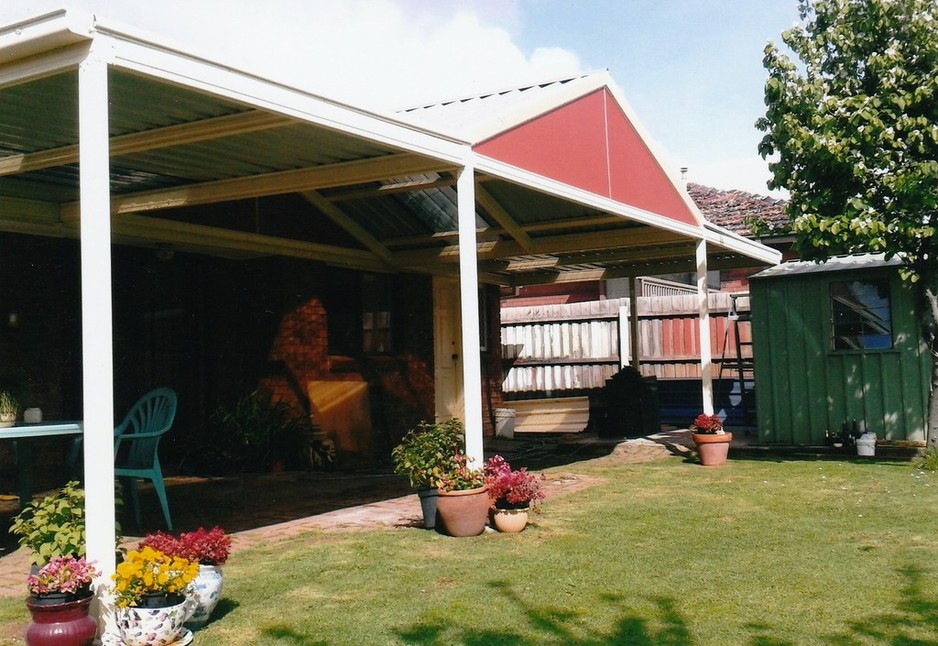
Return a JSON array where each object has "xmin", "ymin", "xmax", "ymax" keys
[{"xmin": 114, "ymin": 387, "xmax": 177, "ymax": 530}]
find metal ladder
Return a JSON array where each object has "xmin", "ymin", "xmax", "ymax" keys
[{"xmin": 719, "ymin": 293, "xmax": 756, "ymax": 427}]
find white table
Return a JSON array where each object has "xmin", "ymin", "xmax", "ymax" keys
[{"xmin": 0, "ymin": 422, "xmax": 83, "ymax": 507}]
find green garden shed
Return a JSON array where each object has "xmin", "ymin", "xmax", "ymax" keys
[{"xmin": 750, "ymin": 254, "xmax": 929, "ymax": 446}]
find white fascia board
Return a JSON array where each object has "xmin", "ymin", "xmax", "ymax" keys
[
  {"xmin": 703, "ymin": 222, "xmax": 782, "ymax": 265},
  {"xmin": 0, "ymin": 9, "xmax": 94, "ymax": 87},
  {"xmin": 474, "ymin": 153, "xmax": 704, "ymax": 240},
  {"xmin": 601, "ymin": 76, "xmax": 706, "ymax": 228},
  {"xmin": 92, "ymin": 27, "xmax": 471, "ymax": 167}
]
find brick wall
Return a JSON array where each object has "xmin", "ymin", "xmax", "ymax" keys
[{"xmin": 1, "ymin": 233, "xmax": 504, "ymax": 481}]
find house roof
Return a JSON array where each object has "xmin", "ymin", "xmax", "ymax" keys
[
  {"xmin": 0, "ymin": 9, "xmax": 779, "ymax": 289},
  {"xmin": 687, "ymin": 183, "xmax": 790, "ymax": 237}
]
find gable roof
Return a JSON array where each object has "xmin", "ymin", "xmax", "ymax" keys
[
  {"xmin": 402, "ymin": 72, "xmax": 702, "ymax": 229},
  {"xmin": 688, "ymin": 182, "xmax": 790, "ymax": 237}
]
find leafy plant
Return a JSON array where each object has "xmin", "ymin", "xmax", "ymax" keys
[
  {"xmin": 437, "ymin": 454, "xmax": 484, "ymax": 492},
  {"xmin": 391, "ymin": 418, "xmax": 464, "ymax": 489},
  {"xmin": 111, "ymin": 546, "xmax": 199, "ymax": 608},
  {"xmin": 483, "ymin": 455, "xmax": 545, "ymax": 509},
  {"xmin": 26, "ymin": 555, "xmax": 99, "ymax": 598},
  {"xmin": 915, "ymin": 447, "xmax": 938, "ymax": 472},
  {"xmin": 209, "ymin": 390, "xmax": 308, "ymax": 473},
  {"xmin": 11, "ymin": 481, "xmax": 87, "ymax": 566},
  {"xmin": 140, "ymin": 526, "xmax": 232, "ymax": 566},
  {"xmin": 691, "ymin": 413, "xmax": 724, "ymax": 434},
  {"xmin": 0, "ymin": 390, "xmax": 18, "ymax": 417}
]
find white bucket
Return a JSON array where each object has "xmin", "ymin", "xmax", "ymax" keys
[
  {"xmin": 857, "ymin": 432, "xmax": 876, "ymax": 457},
  {"xmin": 495, "ymin": 408, "xmax": 516, "ymax": 439}
]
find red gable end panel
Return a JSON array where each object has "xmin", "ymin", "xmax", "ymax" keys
[
  {"xmin": 474, "ymin": 88, "xmax": 699, "ymax": 227},
  {"xmin": 603, "ymin": 91, "xmax": 698, "ymax": 226},
  {"xmin": 475, "ymin": 90, "xmax": 610, "ymax": 197}
]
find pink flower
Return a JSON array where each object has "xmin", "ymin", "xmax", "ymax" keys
[
  {"xmin": 27, "ymin": 556, "xmax": 99, "ymax": 596},
  {"xmin": 483, "ymin": 455, "xmax": 545, "ymax": 509}
]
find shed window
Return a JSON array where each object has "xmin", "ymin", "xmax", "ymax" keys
[{"xmin": 830, "ymin": 280, "xmax": 892, "ymax": 350}]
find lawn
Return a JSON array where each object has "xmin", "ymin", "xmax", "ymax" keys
[{"xmin": 2, "ymin": 452, "xmax": 937, "ymax": 645}]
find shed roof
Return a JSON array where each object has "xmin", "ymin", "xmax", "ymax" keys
[
  {"xmin": 0, "ymin": 9, "xmax": 779, "ymax": 288},
  {"xmin": 750, "ymin": 253, "xmax": 902, "ymax": 279}
]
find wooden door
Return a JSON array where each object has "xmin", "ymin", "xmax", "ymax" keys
[{"xmin": 433, "ymin": 276, "xmax": 464, "ymax": 421}]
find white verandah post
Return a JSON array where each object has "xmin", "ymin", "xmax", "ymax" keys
[
  {"xmin": 456, "ymin": 164, "xmax": 484, "ymax": 466},
  {"xmin": 79, "ymin": 51, "xmax": 117, "ymax": 582},
  {"xmin": 696, "ymin": 239, "xmax": 714, "ymax": 415}
]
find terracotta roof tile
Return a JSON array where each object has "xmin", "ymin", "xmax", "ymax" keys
[{"xmin": 687, "ymin": 183, "xmax": 790, "ymax": 237}]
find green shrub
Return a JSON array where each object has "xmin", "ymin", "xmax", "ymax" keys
[
  {"xmin": 208, "ymin": 390, "xmax": 332, "ymax": 474},
  {"xmin": 391, "ymin": 418, "xmax": 464, "ymax": 489},
  {"xmin": 10, "ymin": 481, "xmax": 87, "ymax": 566},
  {"xmin": 915, "ymin": 446, "xmax": 938, "ymax": 471}
]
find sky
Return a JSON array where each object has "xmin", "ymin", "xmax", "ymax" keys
[{"xmin": 2, "ymin": 0, "xmax": 800, "ymax": 197}]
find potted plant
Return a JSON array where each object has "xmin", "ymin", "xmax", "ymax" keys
[
  {"xmin": 24, "ymin": 555, "xmax": 100, "ymax": 646},
  {"xmin": 111, "ymin": 546, "xmax": 199, "ymax": 646},
  {"xmin": 391, "ymin": 418, "xmax": 463, "ymax": 529},
  {"xmin": 10, "ymin": 481, "xmax": 88, "ymax": 566},
  {"xmin": 435, "ymin": 454, "xmax": 489, "ymax": 537},
  {"xmin": 690, "ymin": 413, "xmax": 732, "ymax": 467},
  {"xmin": 483, "ymin": 455, "xmax": 545, "ymax": 533},
  {"xmin": 139, "ymin": 526, "xmax": 231, "ymax": 630},
  {"xmin": 208, "ymin": 390, "xmax": 307, "ymax": 474},
  {"xmin": 0, "ymin": 390, "xmax": 18, "ymax": 427}
]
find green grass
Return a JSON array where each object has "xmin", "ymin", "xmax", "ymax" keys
[{"xmin": 2, "ymin": 454, "xmax": 938, "ymax": 644}]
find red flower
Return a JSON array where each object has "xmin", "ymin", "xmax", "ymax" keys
[
  {"xmin": 139, "ymin": 526, "xmax": 231, "ymax": 566},
  {"xmin": 692, "ymin": 413, "xmax": 724, "ymax": 434}
]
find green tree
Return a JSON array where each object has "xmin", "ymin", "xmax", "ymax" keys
[{"xmin": 757, "ymin": 0, "xmax": 938, "ymax": 446}]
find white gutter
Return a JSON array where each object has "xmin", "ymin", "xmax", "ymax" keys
[{"xmin": 0, "ymin": 9, "xmax": 93, "ymax": 63}]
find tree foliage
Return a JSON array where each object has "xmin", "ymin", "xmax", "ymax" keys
[{"xmin": 757, "ymin": 0, "xmax": 938, "ymax": 281}]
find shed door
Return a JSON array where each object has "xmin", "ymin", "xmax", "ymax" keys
[{"xmin": 433, "ymin": 276, "xmax": 464, "ymax": 421}]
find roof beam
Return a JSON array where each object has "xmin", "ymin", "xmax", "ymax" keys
[
  {"xmin": 61, "ymin": 153, "xmax": 458, "ymax": 218},
  {"xmin": 474, "ymin": 183, "xmax": 535, "ymax": 253},
  {"xmin": 111, "ymin": 213, "xmax": 388, "ymax": 271},
  {"xmin": 300, "ymin": 189, "xmax": 395, "ymax": 265},
  {"xmin": 328, "ymin": 175, "xmax": 457, "ymax": 201},
  {"xmin": 392, "ymin": 226, "xmax": 686, "ymax": 267},
  {"xmin": 0, "ymin": 110, "xmax": 293, "ymax": 177}
]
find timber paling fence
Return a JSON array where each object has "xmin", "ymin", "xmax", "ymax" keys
[{"xmin": 500, "ymin": 293, "xmax": 752, "ymax": 427}]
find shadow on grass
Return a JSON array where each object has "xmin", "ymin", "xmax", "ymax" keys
[
  {"xmin": 390, "ymin": 564, "xmax": 938, "ymax": 646},
  {"xmin": 826, "ymin": 563, "xmax": 938, "ymax": 645},
  {"xmin": 396, "ymin": 581, "xmax": 691, "ymax": 645}
]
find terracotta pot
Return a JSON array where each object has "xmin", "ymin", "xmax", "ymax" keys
[
  {"xmin": 492, "ymin": 507, "xmax": 529, "ymax": 533},
  {"xmin": 693, "ymin": 432, "xmax": 733, "ymax": 467},
  {"xmin": 25, "ymin": 595, "xmax": 96, "ymax": 646},
  {"xmin": 436, "ymin": 485, "xmax": 489, "ymax": 537}
]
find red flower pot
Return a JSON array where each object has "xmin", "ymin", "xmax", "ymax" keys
[{"xmin": 25, "ymin": 595, "xmax": 96, "ymax": 646}]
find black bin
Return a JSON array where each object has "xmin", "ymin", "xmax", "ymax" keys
[{"xmin": 597, "ymin": 366, "xmax": 659, "ymax": 438}]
